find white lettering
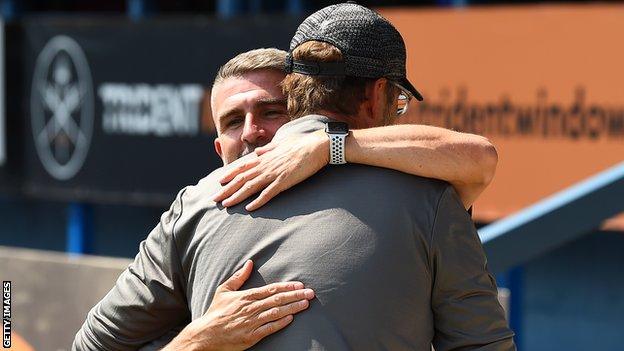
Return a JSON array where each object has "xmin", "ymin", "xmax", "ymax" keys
[
  {"xmin": 2, "ymin": 281, "xmax": 9, "ymax": 347},
  {"xmin": 99, "ymin": 83, "xmax": 203, "ymax": 137}
]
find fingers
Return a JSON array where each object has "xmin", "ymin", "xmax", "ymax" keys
[
  {"xmin": 252, "ymin": 288, "xmax": 315, "ymax": 314},
  {"xmin": 245, "ymin": 281, "xmax": 306, "ymax": 301},
  {"xmin": 219, "ymin": 157, "xmax": 261, "ymax": 185},
  {"xmin": 251, "ymin": 315, "xmax": 293, "ymax": 342},
  {"xmin": 222, "ymin": 174, "xmax": 274, "ymax": 208},
  {"xmin": 245, "ymin": 180, "xmax": 284, "ymax": 212},
  {"xmin": 213, "ymin": 167, "xmax": 262, "ymax": 203},
  {"xmin": 256, "ymin": 299, "xmax": 309, "ymax": 325},
  {"xmin": 219, "ymin": 260, "xmax": 253, "ymax": 291},
  {"xmin": 254, "ymin": 142, "xmax": 277, "ymax": 156}
]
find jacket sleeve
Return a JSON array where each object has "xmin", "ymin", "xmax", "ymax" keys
[
  {"xmin": 72, "ymin": 189, "xmax": 191, "ymax": 351},
  {"xmin": 430, "ymin": 186, "xmax": 516, "ymax": 351}
]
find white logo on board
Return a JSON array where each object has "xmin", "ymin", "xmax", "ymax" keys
[{"xmin": 30, "ymin": 35, "xmax": 94, "ymax": 180}]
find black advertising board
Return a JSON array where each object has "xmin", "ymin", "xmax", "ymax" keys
[
  {"xmin": 14, "ymin": 16, "xmax": 300, "ymax": 205},
  {"xmin": 0, "ymin": 21, "xmax": 22, "ymax": 194}
]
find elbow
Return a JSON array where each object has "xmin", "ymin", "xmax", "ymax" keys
[
  {"xmin": 458, "ymin": 134, "xmax": 498, "ymax": 187},
  {"xmin": 476, "ymin": 136, "xmax": 498, "ymax": 186}
]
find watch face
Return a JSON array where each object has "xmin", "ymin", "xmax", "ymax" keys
[{"xmin": 326, "ymin": 122, "xmax": 349, "ymax": 133}]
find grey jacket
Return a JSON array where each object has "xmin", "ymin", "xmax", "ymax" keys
[{"xmin": 73, "ymin": 115, "xmax": 515, "ymax": 351}]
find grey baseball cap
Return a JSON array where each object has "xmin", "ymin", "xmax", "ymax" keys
[{"xmin": 285, "ymin": 2, "xmax": 423, "ymax": 101}]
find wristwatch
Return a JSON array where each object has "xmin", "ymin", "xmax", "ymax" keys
[{"xmin": 325, "ymin": 122, "xmax": 349, "ymax": 165}]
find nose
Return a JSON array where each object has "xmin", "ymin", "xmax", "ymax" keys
[{"xmin": 241, "ymin": 113, "xmax": 267, "ymax": 146}]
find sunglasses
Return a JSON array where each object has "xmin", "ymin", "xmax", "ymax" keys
[{"xmin": 390, "ymin": 81, "xmax": 413, "ymax": 116}]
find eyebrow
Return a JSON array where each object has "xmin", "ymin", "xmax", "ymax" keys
[
  {"xmin": 218, "ymin": 107, "xmax": 244, "ymax": 124},
  {"xmin": 255, "ymin": 98, "xmax": 287, "ymax": 107}
]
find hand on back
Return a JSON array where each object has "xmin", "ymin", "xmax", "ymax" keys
[{"xmin": 163, "ymin": 260, "xmax": 315, "ymax": 351}]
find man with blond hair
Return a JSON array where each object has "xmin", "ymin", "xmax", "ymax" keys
[{"xmin": 74, "ymin": 4, "xmax": 514, "ymax": 351}]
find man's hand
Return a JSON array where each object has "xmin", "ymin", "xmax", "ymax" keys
[
  {"xmin": 212, "ymin": 130, "xmax": 329, "ymax": 211},
  {"xmin": 162, "ymin": 260, "xmax": 315, "ymax": 351}
]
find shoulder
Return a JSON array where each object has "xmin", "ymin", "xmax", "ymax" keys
[
  {"xmin": 430, "ymin": 184, "xmax": 475, "ymax": 244},
  {"xmin": 158, "ymin": 166, "xmax": 227, "ymax": 240},
  {"xmin": 180, "ymin": 168, "xmax": 226, "ymax": 207}
]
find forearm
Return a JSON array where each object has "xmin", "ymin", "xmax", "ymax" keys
[
  {"xmin": 345, "ymin": 124, "xmax": 498, "ymax": 208},
  {"xmin": 73, "ymin": 266, "xmax": 188, "ymax": 351},
  {"xmin": 74, "ymin": 190, "xmax": 190, "ymax": 351}
]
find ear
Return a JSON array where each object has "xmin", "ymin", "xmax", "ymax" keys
[{"xmin": 214, "ymin": 137, "xmax": 223, "ymax": 159}]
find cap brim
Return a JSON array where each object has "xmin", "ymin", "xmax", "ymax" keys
[{"xmin": 399, "ymin": 78, "xmax": 423, "ymax": 101}]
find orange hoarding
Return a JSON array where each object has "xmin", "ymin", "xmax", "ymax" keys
[{"xmin": 381, "ymin": 5, "xmax": 624, "ymax": 224}]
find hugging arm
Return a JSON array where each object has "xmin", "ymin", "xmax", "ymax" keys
[
  {"xmin": 213, "ymin": 124, "xmax": 497, "ymax": 210},
  {"xmin": 73, "ymin": 189, "xmax": 315, "ymax": 351},
  {"xmin": 72, "ymin": 189, "xmax": 191, "ymax": 351},
  {"xmin": 345, "ymin": 124, "xmax": 497, "ymax": 209}
]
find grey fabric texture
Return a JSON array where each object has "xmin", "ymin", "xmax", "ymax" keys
[
  {"xmin": 72, "ymin": 115, "xmax": 514, "ymax": 351},
  {"xmin": 286, "ymin": 3, "xmax": 423, "ymax": 101}
]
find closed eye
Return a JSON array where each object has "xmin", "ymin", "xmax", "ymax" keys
[
  {"xmin": 225, "ymin": 116, "xmax": 243, "ymax": 129},
  {"xmin": 264, "ymin": 110, "xmax": 287, "ymax": 118}
]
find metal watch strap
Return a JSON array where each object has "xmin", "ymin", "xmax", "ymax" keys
[{"xmin": 328, "ymin": 133, "xmax": 347, "ymax": 165}]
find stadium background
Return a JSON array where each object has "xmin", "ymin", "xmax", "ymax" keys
[{"xmin": 0, "ymin": 0, "xmax": 623, "ymax": 350}]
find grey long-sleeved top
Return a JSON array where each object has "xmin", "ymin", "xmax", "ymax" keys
[{"xmin": 72, "ymin": 115, "xmax": 515, "ymax": 351}]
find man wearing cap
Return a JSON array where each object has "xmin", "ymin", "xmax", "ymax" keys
[
  {"xmin": 214, "ymin": 3, "xmax": 512, "ymax": 349},
  {"xmin": 204, "ymin": 3, "xmax": 513, "ymax": 350},
  {"xmin": 74, "ymin": 3, "xmax": 514, "ymax": 351}
]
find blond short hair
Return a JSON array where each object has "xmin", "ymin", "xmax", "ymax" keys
[{"xmin": 213, "ymin": 48, "xmax": 287, "ymax": 88}]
